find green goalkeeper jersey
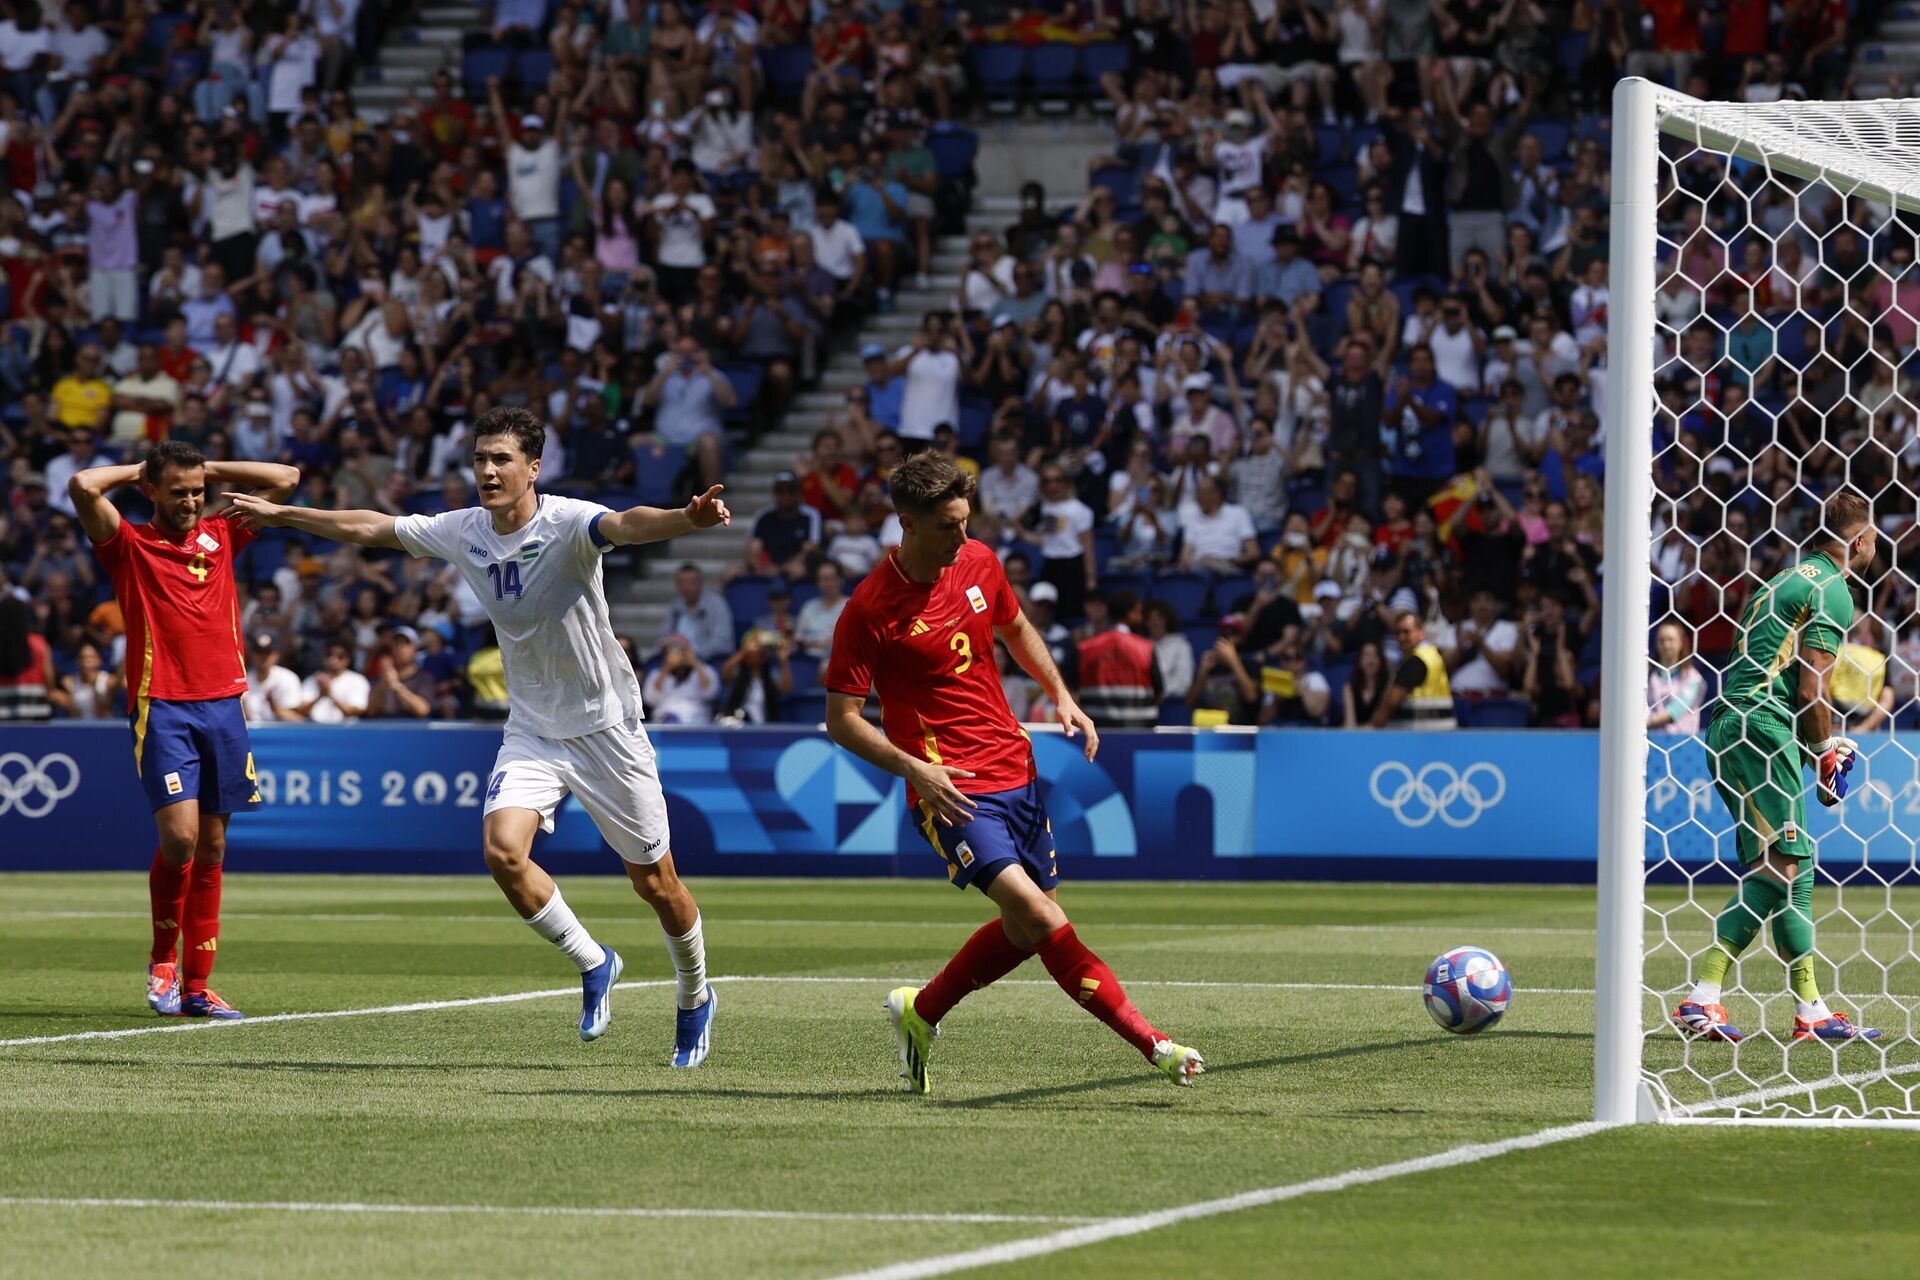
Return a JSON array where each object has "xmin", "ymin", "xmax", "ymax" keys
[{"xmin": 1718, "ymin": 550, "xmax": 1854, "ymax": 722}]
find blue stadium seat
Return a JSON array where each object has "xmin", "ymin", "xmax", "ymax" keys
[
  {"xmin": 1099, "ymin": 570, "xmax": 1150, "ymax": 603},
  {"xmin": 1321, "ymin": 165, "xmax": 1359, "ymax": 210},
  {"xmin": 1314, "ymin": 124, "xmax": 1345, "ymax": 165},
  {"xmin": 930, "ymin": 126, "xmax": 980, "ymax": 181},
  {"xmin": 1525, "ymin": 120, "xmax": 1572, "ymax": 163},
  {"xmin": 718, "ymin": 362, "xmax": 764, "ymax": 426},
  {"xmin": 1210, "ymin": 574, "xmax": 1256, "ymax": 614},
  {"xmin": 1323, "ymin": 279, "xmax": 1356, "ymax": 323},
  {"xmin": 725, "ymin": 577, "xmax": 775, "ymax": 634},
  {"xmin": 957, "ymin": 396, "xmax": 991, "ymax": 451},
  {"xmin": 783, "ymin": 693, "xmax": 828, "ymax": 725},
  {"xmin": 1157, "ymin": 695, "xmax": 1192, "ymax": 726},
  {"xmin": 463, "ymin": 46, "xmax": 514, "ymax": 99},
  {"xmin": 1080, "ymin": 41, "xmax": 1131, "ymax": 89},
  {"xmin": 634, "ymin": 442, "xmax": 687, "ymax": 507},
  {"xmin": 515, "ymin": 49, "xmax": 555, "ymax": 89},
  {"xmin": 1030, "ymin": 44, "xmax": 1077, "ymax": 112},
  {"xmin": 1155, "ymin": 571, "xmax": 1212, "ymax": 621},
  {"xmin": 760, "ymin": 44, "xmax": 814, "ymax": 104},
  {"xmin": 147, "ymin": 12, "xmax": 192, "ymax": 49},
  {"xmin": 1461, "ymin": 395, "xmax": 1494, "ymax": 426},
  {"xmin": 1182, "ymin": 625, "xmax": 1221, "ymax": 663},
  {"xmin": 786, "ymin": 653, "xmax": 822, "ymax": 690},
  {"xmin": 1319, "ymin": 657, "xmax": 1356, "ymax": 699},
  {"xmin": 1463, "ymin": 697, "xmax": 1531, "ymax": 729},
  {"xmin": 1090, "ymin": 162, "xmax": 1138, "ymax": 210},
  {"xmin": 1092, "ymin": 525, "xmax": 1120, "ymax": 569},
  {"xmin": 970, "ymin": 45, "xmax": 1026, "ymax": 112},
  {"xmin": 1558, "ymin": 32, "xmax": 1588, "ymax": 73}
]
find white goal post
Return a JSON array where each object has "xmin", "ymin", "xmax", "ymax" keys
[{"xmin": 1597, "ymin": 77, "xmax": 1920, "ymax": 1128}]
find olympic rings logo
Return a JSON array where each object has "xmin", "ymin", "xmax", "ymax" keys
[
  {"xmin": 0, "ymin": 752, "xmax": 82, "ymax": 819},
  {"xmin": 1369, "ymin": 761, "xmax": 1507, "ymax": 829}
]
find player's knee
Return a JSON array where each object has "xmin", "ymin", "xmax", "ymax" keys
[
  {"xmin": 482, "ymin": 839, "xmax": 531, "ymax": 878},
  {"xmin": 197, "ymin": 834, "xmax": 227, "ymax": 866},
  {"xmin": 624, "ymin": 859, "xmax": 679, "ymax": 904},
  {"xmin": 156, "ymin": 837, "xmax": 195, "ymax": 866}
]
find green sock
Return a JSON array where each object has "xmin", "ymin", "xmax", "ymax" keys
[
  {"xmin": 1690, "ymin": 874, "xmax": 1787, "ymax": 1000},
  {"xmin": 1773, "ymin": 861, "xmax": 1823, "ymax": 1011}
]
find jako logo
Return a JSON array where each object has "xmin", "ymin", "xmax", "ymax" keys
[
  {"xmin": 1369, "ymin": 761, "xmax": 1507, "ymax": 829},
  {"xmin": 0, "ymin": 752, "xmax": 82, "ymax": 819}
]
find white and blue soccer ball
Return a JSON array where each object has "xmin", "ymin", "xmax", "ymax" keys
[{"xmin": 1423, "ymin": 946, "xmax": 1511, "ymax": 1035}]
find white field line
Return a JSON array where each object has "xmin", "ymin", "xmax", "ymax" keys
[
  {"xmin": 0, "ymin": 910, "xmax": 1596, "ymax": 936},
  {"xmin": 1670, "ymin": 1061, "xmax": 1920, "ymax": 1118},
  {"xmin": 826, "ymin": 1122, "xmax": 1612, "ymax": 1280},
  {"xmin": 0, "ymin": 975, "xmax": 1597, "ymax": 1050},
  {"xmin": 0, "ymin": 1195, "xmax": 1106, "ymax": 1227}
]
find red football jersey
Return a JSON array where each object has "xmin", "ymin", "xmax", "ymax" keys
[
  {"xmin": 92, "ymin": 511, "xmax": 256, "ymax": 709},
  {"xmin": 825, "ymin": 539, "xmax": 1035, "ymax": 803}
]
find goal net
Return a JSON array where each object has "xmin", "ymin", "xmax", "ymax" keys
[{"xmin": 1598, "ymin": 79, "xmax": 1920, "ymax": 1128}]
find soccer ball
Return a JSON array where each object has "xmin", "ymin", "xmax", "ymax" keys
[{"xmin": 1423, "ymin": 946, "xmax": 1511, "ymax": 1035}]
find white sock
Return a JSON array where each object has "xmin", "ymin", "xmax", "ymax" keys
[
  {"xmin": 663, "ymin": 914, "xmax": 709, "ymax": 1010},
  {"xmin": 1687, "ymin": 981, "xmax": 1722, "ymax": 1005},
  {"xmin": 1797, "ymin": 998, "xmax": 1832, "ymax": 1022},
  {"xmin": 524, "ymin": 887, "xmax": 607, "ymax": 974}
]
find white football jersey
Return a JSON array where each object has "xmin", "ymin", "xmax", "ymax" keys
[{"xmin": 395, "ymin": 495, "xmax": 642, "ymax": 740}]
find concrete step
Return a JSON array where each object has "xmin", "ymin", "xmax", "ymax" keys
[
  {"xmin": 381, "ymin": 45, "xmax": 456, "ymax": 69},
  {"xmin": 420, "ymin": 5, "xmax": 492, "ymax": 26},
  {"xmin": 358, "ymin": 64, "xmax": 435, "ymax": 87}
]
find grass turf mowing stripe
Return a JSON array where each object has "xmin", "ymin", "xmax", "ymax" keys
[
  {"xmin": 0, "ymin": 910, "xmax": 1596, "ymax": 935},
  {"xmin": 0, "ymin": 976, "xmax": 1600, "ymax": 1049},
  {"xmin": 0, "ymin": 1196, "xmax": 1109, "ymax": 1226},
  {"xmin": 824, "ymin": 1122, "xmax": 1612, "ymax": 1280}
]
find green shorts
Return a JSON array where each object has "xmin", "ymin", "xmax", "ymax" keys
[{"xmin": 1706, "ymin": 705, "xmax": 1811, "ymax": 864}]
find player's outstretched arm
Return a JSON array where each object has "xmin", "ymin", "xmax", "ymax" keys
[
  {"xmin": 227, "ymin": 492, "xmax": 404, "ymax": 550},
  {"xmin": 997, "ymin": 611, "xmax": 1100, "ymax": 761},
  {"xmin": 68, "ymin": 462, "xmax": 146, "ymax": 544},
  {"xmin": 206, "ymin": 461, "xmax": 300, "ymax": 502},
  {"xmin": 598, "ymin": 485, "xmax": 732, "ymax": 546},
  {"xmin": 824, "ymin": 691, "xmax": 978, "ymax": 826}
]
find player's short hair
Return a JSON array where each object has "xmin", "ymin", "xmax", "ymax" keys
[
  {"xmin": 888, "ymin": 451, "xmax": 975, "ymax": 518},
  {"xmin": 1106, "ymin": 588, "xmax": 1140, "ymax": 619},
  {"xmin": 472, "ymin": 406, "xmax": 546, "ymax": 463},
  {"xmin": 1818, "ymin": 490, "xmax": 1871, "ymax": 545},
  {"xmin": 144, "ymin": 439, "xmax": 205, "ymax": 485}
]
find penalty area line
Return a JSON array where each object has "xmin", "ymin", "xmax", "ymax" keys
[
  {"xmin": 0, "ymin": 1195, "xmax": 1107, "ymax": 1228},
  {"xmin": 825, "ymin": 1122, "xmax": 1612, "ymax": 1280}
]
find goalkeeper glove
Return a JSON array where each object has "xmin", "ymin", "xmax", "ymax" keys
[{"xmin": 1810, "ymin": 736, "xmax": 1859, "ymax": 804}]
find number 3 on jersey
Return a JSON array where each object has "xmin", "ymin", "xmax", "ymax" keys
[
  {"xmin": 487, "ymin": 561, "xmax": 524, "ymax": 601},
  {"xmin": 950, "ymin": 630, "xmax": 972, "ymax": 675}
]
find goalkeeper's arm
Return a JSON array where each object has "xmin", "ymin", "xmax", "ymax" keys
[
  {"xmin": 1798, "ymin": 645, "xmax": 1856, "ymax": 805},
  {"xmin": 226, "ymin": 491, "xmax": 403, "ymax": 550}
]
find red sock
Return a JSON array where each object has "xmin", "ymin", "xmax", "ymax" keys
[
  {"xmin": 914, "ymin": 920, "xmax": 1032, "ymax": 1025},
  {"xmin": 1035, "ymin": 923, "xmax": 1162, "ymax": 1060},
  {"xmin": 181, "ymin": 860, "xmax": 223, "ymax": 996},
  {"xmin": 148, "ymin": 849, "xmax": 191, "ymax": 967}
]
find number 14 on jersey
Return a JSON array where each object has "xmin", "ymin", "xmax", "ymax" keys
[{"xmin": 487, "ymin": 562, "xmax": 524, "ymax": 600}]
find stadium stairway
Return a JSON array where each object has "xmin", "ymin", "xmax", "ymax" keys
[
  {"xmin": 345, "ymin": 6, "xmax": 481, "ymax": 118},
  {"xmin": 610, "ymin": 121, "xmax": 1117, "ymax": 648},
  {"xmin": 1841, "ymin": 5, "xmax": 1908, "ymax": 96}
]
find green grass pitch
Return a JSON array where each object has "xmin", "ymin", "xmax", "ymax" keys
[{"xmin": 3, "ymin": 873, "xmax": 1918, "ymax": 1279}]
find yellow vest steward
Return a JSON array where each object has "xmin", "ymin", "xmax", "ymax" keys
[{"xmin": 1402, "ymin": 641, "xmax": 1455, "ymax": 727}]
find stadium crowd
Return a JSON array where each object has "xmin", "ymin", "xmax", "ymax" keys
[{"xmin": 2, "ymin": 0, "xmax": 1915, "ymax": 736}]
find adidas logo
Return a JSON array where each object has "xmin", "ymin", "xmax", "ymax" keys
[
  {"xmin": 909, "ymin": 619, "xmax": 931, "ymax": 636},
  {"xmin": 154, "ymin": 917, "xmax": 177, "ymax": 930},
  {"xmin": 1078, "ymin": 977, "xmax": 1101, "ymax": 1004},
  {"xmin": 195, "ymin": 938, "xmax": 218, "ymax": 952}
]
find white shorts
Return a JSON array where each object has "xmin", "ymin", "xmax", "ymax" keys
[{"xmin": 485, "ymin": 716, "xmax": 672, "ymax": 864}]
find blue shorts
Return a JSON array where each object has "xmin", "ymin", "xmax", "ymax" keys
[
  {"xmin": 916, "ymin": 782, "xmax": 1058, "ymax": 893},
  {"xmin": 130, "ymin": 696, "xmax": 261, "ymax": 815}
]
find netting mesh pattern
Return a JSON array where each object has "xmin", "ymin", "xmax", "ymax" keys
[{"xmin": 1638, "ymin": 97, "xmax": 1920, "ymax": 1120}]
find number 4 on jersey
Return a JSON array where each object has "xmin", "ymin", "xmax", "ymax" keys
[{"xmin": 487, "ymin": 562, "xmax": 524, "ymax": 600}]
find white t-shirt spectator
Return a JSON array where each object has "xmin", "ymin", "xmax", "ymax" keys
[
  {"xmin": 1433, "ymin": 617, "xmax": 1520, "ymax": 694},
  {"xmin": 201, "ymin": 338, "xmax": 264, "ymax": 388},
  {"xmin": 826, "ymin": 531, "xmax": 882, "ymax": 577},
  {"xmin": 506, "ymin": 137, "xmax": 563, "ymax": 222},
  {"xmin": 644, "ymin": 191, "xmax": 717, "ymax": 267},
  {"xmin": 794, "ymin": 596, "xmax": 848, "ymax": 656},
  {"xmin": 1428, "ymin": 325, "xmax": 1480, "ymax": 394},
  {"xmin": 301, "ymin": 669, "xmax": 372, "ymax": 722},
  {"xmin": 809, "ymin": 220, "xmax": 865, "ymax": 281},
  {"xmin": 266, "ymin": 31, "xmax": 321, "ymax": 115},
  {"xmin": 52, "ymin": 17, "xmax": 110, "ymax": 73},
  {"xmin": 1035, "ymin": 497, "xmax": 1094, "ymax": 560},
  {"xmin": 1182, "ymin": 501, "xmax": 1257, "ymax": 562},
  {"xmin": 0, "ymin": 18, "xmax": 51, "ymax": 71},
  {"xmin": 896, "ymin": 346, "xmax": 962, "ymax": 441},
  {"xmin": 205, "ymin": 167, "xmax": 257, "ymax": 240},
  {"xmin": 979, "ymin": 463, "xmax": 1039, "ymax": 521},
  {"xmin": 242, "ymin": 664, "xmax": 305, "ymax": 722},
  {"xmin": 644, "ymin": 662, "xmax": 720, "ymax": 725}
]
